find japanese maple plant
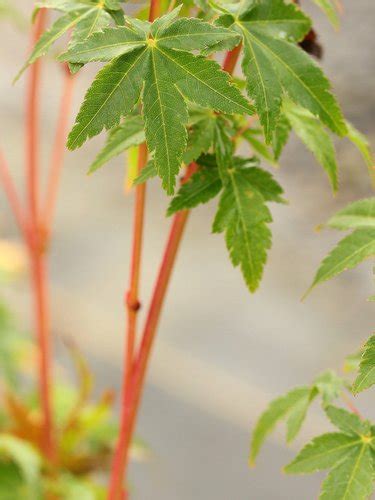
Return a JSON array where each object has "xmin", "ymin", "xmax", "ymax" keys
[{"xmin": 0, "ymin": 0, "xmax": 374, "ymax": 498}]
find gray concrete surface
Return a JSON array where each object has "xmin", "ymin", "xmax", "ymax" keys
[{"xmin": 1, "ymin": 1, "xmax": 374, "ymax": 498}]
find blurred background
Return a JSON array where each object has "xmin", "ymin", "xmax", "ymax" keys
[{"xmin": 0, "ymin": 1, "xmax": 374, "ymax": 498}]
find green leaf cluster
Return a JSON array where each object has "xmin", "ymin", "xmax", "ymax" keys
[
  {"xmin": 286, "ymin": 406, "xmax": 374, "ymax": 500},
  {"xmin": 18, "ymin": 0, "xmax": 374, "ymax": 295},
  {"xmin": 60, "ymin": 8, "xmax": 252, "ymax": 193},
  {"xmin": 251, "ymin": 331, "xmax": 375, "ymax": 499},
  {"xmin": 167, "ymin": 146, "xmax": 284, "ymax": 291},
  {"xmin": 250, "ymin": 370, "xmax": 345, "ymax": 465}
]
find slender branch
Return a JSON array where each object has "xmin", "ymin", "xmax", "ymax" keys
[
  {"xmin": 42, "ymin": 67, "xmax": 75, "ymax": 239},
  {"xmin": 29, "ymin": 249, "xmax": 54, "ymax": 458},
  {"xmin": 25, "ymin": 9, "xmax": 56, "ymax": 461},
  {"xmin": 26, "ymin": 9, "xmax": 46, "ymax": 235},
  {"xmin": 108, "ymin": 144, "xmax": 148, "ymax": 500},
  {"xmin": 116, "ymin": 163, "xmax": 198, "ymax": 469},
  {"xmin": 125, "ymin": 143, "xmax": 148, "ymax": 391},
  {"xmin": 0, "ymin": 150, "xmax": 31, "ymax": 243}
]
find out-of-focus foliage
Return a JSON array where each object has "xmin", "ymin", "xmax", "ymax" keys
[{"xmin": 0, "ymin": 301, "xmax": 148, "ymax": 498}]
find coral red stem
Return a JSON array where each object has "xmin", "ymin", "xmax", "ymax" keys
[
  {"xmin": 108, "ymin": 144, "xmax": 148, "ymax": 500},
  {"xmin": 25, "ymin": 9, "xmax": 56, "ymax": 461}
]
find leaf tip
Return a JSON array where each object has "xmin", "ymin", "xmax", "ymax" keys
[
  {"xmin": 13, "ymin": 66, "xmax": 26, "ymax": 84},
  {"xmin": 301, "ymin": 284, "xmax": 314, "ymax": 302}
]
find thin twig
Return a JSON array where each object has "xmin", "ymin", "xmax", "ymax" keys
[
  {"xmin": 26, "ymin": 9, "xmax": 46, "ymax": 236},
  {"xmin": 117, "ymin": 163, "xmax": 198, "ymax": 469},
  {"xmin": 107, "ymin": 144, "xmax": 148, "ymax": 500},
  {"xmin": 25, "ymin": 8, "xmax": 56, "ymax": 461},
  {"xmin": 125, "ymin": 143, "xmax": 148, "ymax": 393}
]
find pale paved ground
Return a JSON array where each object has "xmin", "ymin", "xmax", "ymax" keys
[{"xmin": 1, "ymin": 1, "xmax": 374, "ymax": 499}]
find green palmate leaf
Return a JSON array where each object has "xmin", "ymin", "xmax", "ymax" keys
[
  {"xmin": 167, "ymin": 165, "xmax": 221, "ymax": 215},
  {"xmin": 327, "ymin": 198, "xmax": 375, "ymax": 231},
  {"xmin": 283, "ymin": 391, "xmax": 375, "ymax": 497},
  {"xmin": 59, "ymin": 25, "xmax": 147, "ymax": 64},
  {"xmin": 238, "ymin": 0, "xmax": 346, "ymax": 143},
  {"xmin": 89, "ymin": 115, "xmax": 145, "ymax": 173},
  {"xmin": 183, "ymin": 116, "xmax": 216, "ymax": 165},
  {"xmin": 65, "ymin": 13, "xmax": 253, "ymax": 192},
  {"xmin": 353, "ymin": 335, "xmax": 375, "ymax": 394},
  {"xmin": 319, "ymin": 444, "xmax": 373, "ymax": 500},
  {"xmin": 312, "ymin": 0, "xmax": 340, "ymax": 29},
  {"xmin": 325, "ymin": 406, "xmax": 371, "ymax": 436},
  {"xmin": 307, "ymin": 228, "xmax": 375, "ymax": 293},
  {"xmin": 283, "ymin": 100, "xmax": 338, "ymax": 191},
  {"xmin": 250, "ymin": 386, "xmax": 312, "ymax": 464},
  {"xmin": 67, "ymin": 47, "xmax": 149, "ymax": 150},
  {"xmin": 285, "ymin": 433, "xmax": 362, "ymax": 474}
]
